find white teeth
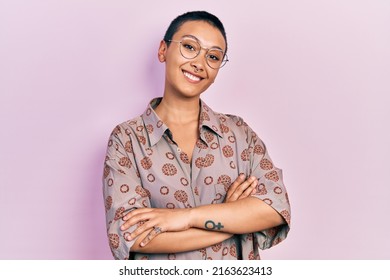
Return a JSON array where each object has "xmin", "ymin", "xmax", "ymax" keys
[{"xmin": 183, "ymin": 71, "xmax": 201, "ymax": 81}]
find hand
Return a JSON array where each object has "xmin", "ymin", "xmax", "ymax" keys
[
  {"xmin": 225, "ymin": 174, "xmax": 258, "ymax": 203},
  {"xmin": 120, "ymin": 208, "xmax": 191, "ymax": 247}
]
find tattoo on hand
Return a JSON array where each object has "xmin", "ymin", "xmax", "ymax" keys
[{"xmin": 204, "ymin": 220, "xmax": 224, "ymax": 230}]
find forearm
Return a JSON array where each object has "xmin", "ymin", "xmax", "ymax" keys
[
  {"xmin": 189, "ymin": 197, "xmax": 285, "ymax": 234},
  {"xmin": 131, "ymin": 228, "xmax": 233, "ymax": 253},
  {"xmin": 124, "ymin": 178, "xmax": 285, "ymax": 254}
]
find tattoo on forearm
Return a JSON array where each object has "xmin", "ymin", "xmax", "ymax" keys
[{"xmin": 204, "ymin": 220, "xmax": 224, "ymax": 230}]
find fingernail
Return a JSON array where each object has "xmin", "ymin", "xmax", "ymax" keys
[
  {"xmin": 240, "ymin": 174, "xmax": 245, "ymax": 179},
  {"xmin": 140, "ymin": 242, "xmax": 144, "ymax": 247},
  {"xmin": 120, "ymin": 226, "xmax": 124, "ymax": 230},
  {"xmin": 250, "ymin": 176, "xmax": 256, "ymax": 180}
]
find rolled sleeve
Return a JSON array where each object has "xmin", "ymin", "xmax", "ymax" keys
[
  {"xmin": 102, "ymin": 127, "xmax": 151, "ymax": 259},
  {"xmin": 246, "ymin": 126, "xmax": 291, "ymax": 250}
]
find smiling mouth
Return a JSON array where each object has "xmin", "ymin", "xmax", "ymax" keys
[{"xmin": 182, "ymin": 70, "xmax": 203, "ymax": 82}]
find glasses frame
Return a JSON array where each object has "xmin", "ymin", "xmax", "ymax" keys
[{"xmin": 165, "ymin": 36, "xmax": 229, "ymax": 69}]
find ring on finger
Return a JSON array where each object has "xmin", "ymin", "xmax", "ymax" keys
[{"xmin": 153, "ymin": 226, "xmax": 162, "ymax": 234}]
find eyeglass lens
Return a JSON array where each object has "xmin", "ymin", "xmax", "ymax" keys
[{"xmin": 179, "ymin": 37, "xmax": 227, "ymax": 69}]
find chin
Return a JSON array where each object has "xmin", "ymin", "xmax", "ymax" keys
[
  {"xmin": 166, "ymin": 79, "xmax": 212, "ymax": 99},
  {"xmin": 181, "ymin": 88, "xmax": 208, "ymax": 99}
]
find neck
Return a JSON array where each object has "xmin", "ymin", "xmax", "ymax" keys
[{"xmin": 155, "ymin": 95, "xmax": 200, "ymax": 125}]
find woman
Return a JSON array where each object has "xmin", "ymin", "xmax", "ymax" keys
[{"xmin": 103, "ymin": 11, "xmax": 291, "ymax": 260}]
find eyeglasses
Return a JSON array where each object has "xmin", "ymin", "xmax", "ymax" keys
[{"xmin": 166, "ymin": 35, "xmax": 229, "ymax": 69}]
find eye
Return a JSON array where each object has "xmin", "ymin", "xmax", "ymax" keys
[
  {"xmin": 207, "ymin": 50, "xmax": 223, "ymax": 62},
  {"xmin": 182, "ymin": 43, "xmax": 197, "ymax": 52},
  {"xmin": 208, "ymin": 54, "xmax": 221, "ymax": 61}
]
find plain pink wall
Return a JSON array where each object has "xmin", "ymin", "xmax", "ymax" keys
[{"xmin": 1, "ymin": 0, "xmax": 389, "ymax": 259}]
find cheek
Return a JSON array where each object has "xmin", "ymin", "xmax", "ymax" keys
[
  {"xmin": 165, "ymin": 49, "xmax": 187, "ymax": 66},
  {"xmin": 165, "ymin": 57, "xmax": 187, "ymax": 77},
  {"xmin": 164, "ymin": 61, "xmax": 179, "ymax": 79},
  {"xmin": 209, "ymin": 70, "xmax": 219, "ymax": 82}
]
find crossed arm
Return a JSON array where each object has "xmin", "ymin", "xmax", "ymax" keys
[{"xmin": 120, "ymin": 174, "xmax": 285, "ymax": 254}]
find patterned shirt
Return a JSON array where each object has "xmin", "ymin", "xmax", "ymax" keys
[{"xmin": 103, "ymin": 98, "xmax": 291, "ymax": 260}]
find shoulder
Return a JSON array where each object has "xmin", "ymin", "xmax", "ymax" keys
[
  {"xmin": 222, "ymin": 113, "xmax": 247, "ymax": 128},
  {"xmin": 213, "ymin": 110, "xmax": 264, "ymax": 148},
  {"xmin": 108, "ymin": 115, "xmax": 144, "ymax": 140},
  {"xmin": 211, "ymin": 109, "xmax": 251, "ymax": 135}
]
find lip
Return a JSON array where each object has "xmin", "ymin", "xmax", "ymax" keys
[{"xmin": 182, "ymin": 70, "xmax": 204, "ymax": 83}]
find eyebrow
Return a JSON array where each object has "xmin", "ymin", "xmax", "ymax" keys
[{"xmin": 182, "ymin": 34, "xmax": 224, "ymax": 52}]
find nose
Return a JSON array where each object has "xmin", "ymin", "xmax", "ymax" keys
[
  {"xmin": 190, "ymin": 60, "xmax": 205, "ymax": 73},
  {"xmin": 191, "ymin": 63, "xmax": 202, "ymax": 73},
  {"xmin": 190, "ymin": 51, "xmax": 207, "ymax": 72}
]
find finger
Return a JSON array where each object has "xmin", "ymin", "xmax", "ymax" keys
[
  {"xmin": 140, "ymin": 226, "xmax": 163, "ymax": 247},
  {"xmin": 128, "ymin": 220, "xmax": 155, "ymax": 240},
  {"xmin": 123, "ymin": 207, "xmax": 153, "ymax": 221},
  {"xmin": 228, "ymin": 176, "xmax": 257, "ymax": 201},
  {"xmin": 227, "ymin": 173, "xmax": 245, "ymax": 194},
  {"xmin": 226, "ymin": 174, "xmax": 246, "ymax": 200},
  {"xmin": 237, "ymin": 179, "xmax": 258, "ymax": 200},
  {"xmin": 121, "ymin": 211, "xmax": 153, "ymax": 231},
  {"xmin": 235, "ymin": 176, "xmax": 256, "ymax": 193}
]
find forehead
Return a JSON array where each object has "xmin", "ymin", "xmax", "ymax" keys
[{"xmin": 173, "ymin": 20, "xmax": 226, "ymax": 51}]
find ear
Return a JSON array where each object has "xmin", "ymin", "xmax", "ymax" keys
[{"xmin": 158, "ymin": 40, "xmax": 167, "ymax": 62}]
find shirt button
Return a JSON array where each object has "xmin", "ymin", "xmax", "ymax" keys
[{"xmin": 177, "ymin": 147, "xmax": 181, "ymax": 153}]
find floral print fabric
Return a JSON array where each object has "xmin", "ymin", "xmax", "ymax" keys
[{"xmin": 103, "ymin": 98, "xmax": 291, "ymax": 260}]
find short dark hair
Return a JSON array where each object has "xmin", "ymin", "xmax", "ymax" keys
[{"xmin": 163, "ymin": 11, "xmax": 228, "ymax": 53}]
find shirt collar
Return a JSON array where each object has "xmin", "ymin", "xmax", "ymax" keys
[
  {"xmin": 141, "ymin": 98, "xmax": 169, "ymax": 147},
  {"xmin": 142, "ymin": 97, "xmax": 222, "ymax": 147},
  {"xmin": 199, "ymin": 101, "xmax": 223, "ymax": 138}
]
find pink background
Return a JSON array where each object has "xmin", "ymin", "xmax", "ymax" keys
[{"xmin": 1, "ymin": 0, "xmax": 389, "ymax": 259}]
